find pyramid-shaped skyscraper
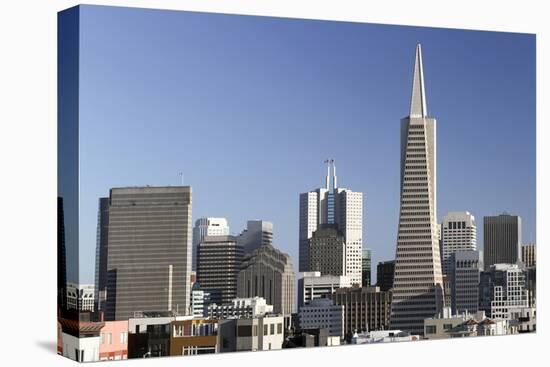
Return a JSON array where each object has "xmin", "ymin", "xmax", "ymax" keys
[{"xmin": 389, "ymin": 44, "xmax": 444, "ymax": 335}]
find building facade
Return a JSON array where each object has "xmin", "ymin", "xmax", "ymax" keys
[
  {"xmin": 99, "ymin": 320, "xmax": 128, "ymax": 361},
  {"xmin": 237, "ymin": 220, "xmax": 273, "ymax": 254},
  {"xmin": 104, "ymin": 186, "xmax": 192, "ymax": 320},
  {"xmin": 330, "ymin": 286, "xmax": 392, "ymax": 338},
  {"xmin": 450, "ymin": 250, "xmax": 483, "ymax": 314},
  {"xmin": 59, "ymin": 318, "xmax": 104, "ymax": 362},
  {"xmin": 424, "ymin": 308, "xmax": 508, "ymax": 339},
  {"xmin": 57, "ymin": 197, "xmax": 67, "ymax": 313},
  {"xmin": 298, "ymin": 272, "xmax": 351, "ymax": 308},
  {"xmin": 521, "ymin": 244, "xmax": 536, "ymax": 267},
  {"xmin": 298, "ymin": 298, "xmax": 344, "ymax": 339},
  {"xmin": 170, "ymin": 318, "xmax": 218, "ymax": 356},
  {"xmin": 308, "ymin": 224, "xmax": 346, "ymax": 277},
  {"xmin": 483, "ymin": 214, "xmax": 522, "ymax": 269},
  {"xmin": 196, "ymin": 235, "xmax": 244, "ymax": 305},
  {"xmin": 127, "ymin": 314, "xmax": 173, "ymax": 358},
  {"xmin": 66, "ymin": 283, "xmax": 95, "ymax": 312},
  {"xmin": 390, "ymin": 44, "xmax": 444, "ymax": 335},
  {"xmin": 192, "ymin": 218, "xmax": 229, "ymax": 271},
  {"xmin": 479, "ymin": 263, "xmax": 529, "ymax": 319},
  {"xmin": 441, "ymin": 211, "xmax": 477, "ymax": 275},
  {"xmin": 376, "ymin": 260, "xmax": 395, "ymax": 291},
  {"xmin": 423, "ymin": 308, "xmax": 478, "ymax": 340},
  {"xmin": 362, "ymin": 248, "xmax": 372, "ymax": 287},
  {"xmin": 94, "ymin": 197, "xmax": 110, "ymax": 313},
  {"xmin": 299, "ymin": 161, "xmax": 363, "ymax": 285},
  {"xmin": 190, "ymin": 284, "xmax": 210, "ymax": 318},
  {"xmin": 237, "ymin": 244, "xmax": 296, "ymax": 316},
  {"xmin": 207, "ymin": 297, "xmax": 273, "ymax": 319},
  {"xmin": 218, "ymin": 315, "xmax": 285, "ymax": 352}
]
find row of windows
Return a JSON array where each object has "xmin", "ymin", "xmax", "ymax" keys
[
  {"xmin": 101, "ymin": 332, "xmax": 127, "ymax": 345},
  {"xmin": 400, "ymin": 224, "xmax": 431, "ymax": 229}
]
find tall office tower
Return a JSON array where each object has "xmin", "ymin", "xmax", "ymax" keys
[
  {"xmin": 299, "ymin": 161, "xmax": 363, "ymax": 285},
  {"xmin": 483, "ymin": 214, "xmax": 522, "ymax": 270},
  {"xmin": 521, "ymin": 244, "xmax": 536, "ymax": 267},
  {"xmin": 66, "ymin": 283, "xmax": 95, "ymax": 312},
  {"xmin": 94, "ymin": 197, "xmax": 109, "ymax": 313},
  {"xmin": 330, "ymin": 286, "xmax": 392, "ymax": 337},
  {"xmin": 376, "ymin": 260, "xmax": 395, "ymax": 291},
  {"xmin": 192, "ymin": 217, "xmax": 229, "ymax": 271},
  {"xmin": 479, "ymin": 263, "xmax": 529, "ymax": 319},
  {"xmin": 450, "ymin": 250, "xmax": 483, "ymax": 314},
  {"xmin": 298, "ymin": 272, "xmax": 351, "ymax": 308},
  {"xmin": 196, "ymin": 235, "xmax": 244, "ymax": 305},
  {"xmin": 237, "ymin": 220, "xmax": 274, "ymax": 254},
  {"xmin": 441, "ymin": 211, "xmax": 477, "ymax": 275},
  {"xmin": 362, "ymin": 248, "xmax": 372, "ymax": 286},
  {"xmin": 390, "ymin": 44, "xmax": 444, "ymax": 335},
  {"xmin": 104, "ymin": 186, "xmax": 192, "ymax": 320},
  {"xmin": 57, "ymin": 197, "xmax": 67, "ymax": 313},
  {"xmin": 237, "ymin": 244, "xmax": 296, "ymax": 316}
]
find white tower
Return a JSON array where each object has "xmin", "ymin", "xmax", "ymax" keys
[
  {"xmin": 441, "ymin": 211, "xmax": 477, "ymax": 275},
  {"xmin": 299, "ymin": 161, "xmax": 363, "ymax": 285},
  {"xmin": 390, "ymin": 44, "xmax": 444, "ymax": 335}
]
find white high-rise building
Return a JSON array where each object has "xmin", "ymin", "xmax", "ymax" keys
[
  {"xmin": 441, "ymin": 211, "xmax": 477, "ymax": 275},
  {"xmin": 390, "ymin": 44, "xmax": 444, "ymax": 335},
  {"xmin": 192, "ymin": 217, "xmax": 229, "ymax": 270},
  {"xmin": 299, "ymin": 161, "xmax": 363, "ymax": 285},
  {"xmin": 298, "ymin": 272, "xmax": 352, "ymax": 307}
]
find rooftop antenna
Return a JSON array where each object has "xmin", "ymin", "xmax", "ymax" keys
[
  {"xmin": 332, "ymin": 159, "xmax": 337, "ymax": 189},
  {"xmin": 178, "ymin": 172, "xmax": 184, "ymax": 186},
  {"xmin": 324, "ymin": 159, "xmax": 331, "ymax": 190}
]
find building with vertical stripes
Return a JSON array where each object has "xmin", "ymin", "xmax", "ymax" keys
[
  {"xmin": 483, "ymin": 214, "xmax": 522, "ymax": 270},
  {"xmin": 237, "ymin": 244, "xmax": 296, "ymax": 316},
  {"xmin": 521, "ymin": 243, "xmax": 536, "ymax": 267},
  {"xmin": 330, "ymin": 286, "xmax": 392, "ymax": 338},
  {"xmin": 104, "ymin": 186, "xmax": 192, "ymax": 320}
]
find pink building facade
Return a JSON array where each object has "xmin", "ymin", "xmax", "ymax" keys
[{"xmin": 99, "ymin": 320, "xmax": 128, "ymax": 360}]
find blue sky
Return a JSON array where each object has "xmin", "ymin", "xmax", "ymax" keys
[{"xmin": 73, "ymin": 5, "xmax": 535, "ymax": 283}]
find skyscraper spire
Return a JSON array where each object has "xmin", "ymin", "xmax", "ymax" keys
[
  {"xmin": 325, "ymin": 160, "xmax": 331, "ymax": 190},
  {"xmin": 332, "ymin": 161, "xmax": 337, "ymax": 189},
  {"xmin": 409, "ymin": 43, "xmax": 427, "ymax": 118}
]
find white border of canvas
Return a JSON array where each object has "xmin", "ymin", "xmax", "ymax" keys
[{"xmin": 0, "ymin": 1, "xmax": 546, "ymax": 366}]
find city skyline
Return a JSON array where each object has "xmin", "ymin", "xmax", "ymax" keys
[
  {"xmin": 56, "ymin": 5, "xmax": 537, "ymax": 362},
  {"xmin": 72, "ymin": 5, "xmax": 535, "ymax": 283}
]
